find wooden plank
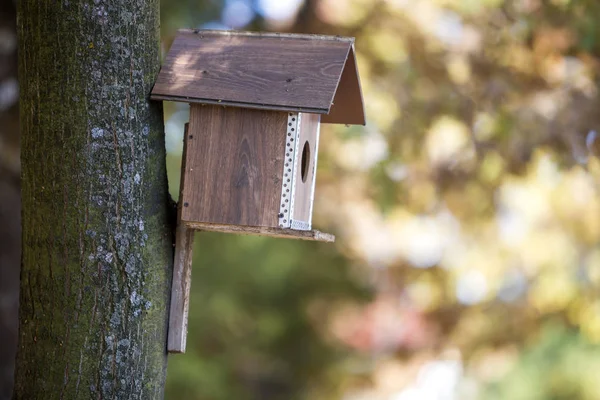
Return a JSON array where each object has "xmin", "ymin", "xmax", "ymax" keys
[
  {"xmin": 169, "ymin": 123, "xmax": 194, "ymax": 354},
  {"xmin": 168, "ymin": 223, "xmax": 195, "ymax": 353},
  {"xmin": 186, "ymin": 221, "xmax": 335, "ymax": 243},
  {"xmin": 150, "ymin": 94, "xmax": 325, "ymax": 116},
  {"xmin": 322, "ymin": 46, "xmax": 366, "ymax": 125},
  {"xmin": 292, "ymin": 113, "xmax": 320, "ymax": 227},
  {"xmin": 181, "ymin": 105, "xmax": 286, "ymax": 228},
  {"xmin": 151, "ymin": 30, "xmax": 352, "ymax": 113}
]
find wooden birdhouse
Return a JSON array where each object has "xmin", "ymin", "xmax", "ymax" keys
[{"xmin": 151, "ymin": 29, "xmax": 365, "ymax": 353}]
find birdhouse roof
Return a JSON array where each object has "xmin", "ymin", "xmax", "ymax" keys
[{"xmin": 151, "ymin": 29, "xmax": 365, "ymax": 125}]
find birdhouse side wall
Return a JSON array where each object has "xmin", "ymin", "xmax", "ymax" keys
[
  {"xmin": 291, "ymin": 113, "xmax": 321, "ymax": 230},
  {"xmin": 180, "ymin": 105, "xmax": 287, "ymax": 228}
]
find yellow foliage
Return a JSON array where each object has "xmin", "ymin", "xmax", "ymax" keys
[{"xmin": 530, "ymin": 271, "xmax": 578, "ymax": 314}]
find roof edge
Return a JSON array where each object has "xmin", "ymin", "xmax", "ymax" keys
[
  {"xmin": 178, "ymin": 28, "xmax": 355, "ymax": 43},
  {"xmin": 150, "ymin": 94, "xmax": 330, "ymax": 115}
]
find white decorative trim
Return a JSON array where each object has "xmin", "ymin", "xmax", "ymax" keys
[
  {"xmin": 289, "ymin": 113, "xmax": 301, "ymax": 224},
  {"xmin": 290, "ymin": 219, "xmax": 311, "ymax": 231},
  {"xmin": 279, "ymin": 113, "xmax": 300, "ymax": 228}
]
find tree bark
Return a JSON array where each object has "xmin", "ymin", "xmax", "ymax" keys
[{"xmin": 15, "ymin": 0, "xmax": 173, "ymax": 398}]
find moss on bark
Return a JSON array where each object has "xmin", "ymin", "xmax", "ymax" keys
[{"xmin": 15, "ymin": 0, "xmax": 173, "ymax": 398}]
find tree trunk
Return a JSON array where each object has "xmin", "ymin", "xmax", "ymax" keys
[{"xmin": 14, "ymin": 0, "xmax": 173, "ymax": 398}]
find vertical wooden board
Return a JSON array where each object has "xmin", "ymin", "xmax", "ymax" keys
[
  {"xmin": 292, "ymin": 113, "xmax": 321, "ymax": 228},
  {"xmin": 169, "ymin": 123, "xmax": 194, "ymax": 353},
  {"xmin": 168, "ymin": 223, "xmax": 194, "ymax": 353},
  {"xmin": 181, "ymin": 105, "xmax": 286, "ymax": 227}
]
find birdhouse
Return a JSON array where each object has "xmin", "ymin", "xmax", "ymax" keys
[{"xmin": 151, "ymin": 29, "xmax": 365, "ymax": 353}]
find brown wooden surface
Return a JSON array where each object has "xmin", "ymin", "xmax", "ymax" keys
[
  {"xmin": 169, "ymin": 123, "xmax": 194, "ymax": 354},
  {"xmin": 168, "ymin": 223, "xmax": 195, "ymax": 353},
  {"xmin": 186, "ymin": 221, "xmax": 335, "ymax": 243},
  {"xmin": 292, "ymin": 113, "xmax": 320, "ymax": 224},
  {"xmin": 151, "ymin": 29, "xmax": 365, "ymax": 125},
  {"xmin": 151, "ymin": 94, "xmax": 326, "ymax": 116},
  {"xmin": 181, "ymin": 105, "xmax": 286, "ymax": 227},
  {"xmin": 322, "ymin": 46, "xmax": 366, "ymax": 125}
]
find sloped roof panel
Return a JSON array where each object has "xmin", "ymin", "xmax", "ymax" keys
[{"xmin": 151, "ymin": 29, "xmax": 365, "ymax": 125}]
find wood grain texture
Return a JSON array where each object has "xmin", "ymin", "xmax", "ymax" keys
[
  {"xmin": 168, "ymin": 223, "xmax": 194, "ymax": 353},
  {"xmin": 322, "ymin": 46, "xmax": 366, "ymax": 125},
  {"xmin": 169, "ymin": 123, "xmax": 194, "ymax": 354},
  {"xmin": 151, "ymin": 29, "xmax": 361, "ymax": 121},
  {"xmin": 292, "ymin": 113, "xmax": 320, "ymax": 225},
  {"xmin": 181, "ymin": 105, "xmax": 286, "ymax": 227},
  {"xmin": 150, "ymin": 94, "xmax": 326, "ymax": 116},
  {"xmin": 186, "ymin": 221, "xmax": 335, "ymax": 243}
]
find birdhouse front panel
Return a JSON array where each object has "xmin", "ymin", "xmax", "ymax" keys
[
  {"xmin": 180, "ymin": 105, "xmax": 287, "ymax": 228},
  {"xmin": 278, "ymin": 112, "xmax": 321, "ymax": 231}
]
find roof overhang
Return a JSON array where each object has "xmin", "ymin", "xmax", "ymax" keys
[{"xmin": 151, "ymin": 29, "xmax": 365, "ymax": 125}]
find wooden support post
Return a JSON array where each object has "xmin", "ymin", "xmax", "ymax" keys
[
  {"xmin": 168, "ymin": 222, "xmax": 194, "ymax": 353},
  {"xmin": 168, "ymin": 123, "xmax": 194, "ymax": 353}
]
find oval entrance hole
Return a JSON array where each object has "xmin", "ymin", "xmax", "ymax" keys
[{"xmin": 301, "ymin": 141, "xmax": 310, "ymax": 183}]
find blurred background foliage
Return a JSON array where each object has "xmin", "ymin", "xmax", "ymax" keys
[{"xmin": 160, "ymin": 0, "xmax": 600, "ymax": 399}]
